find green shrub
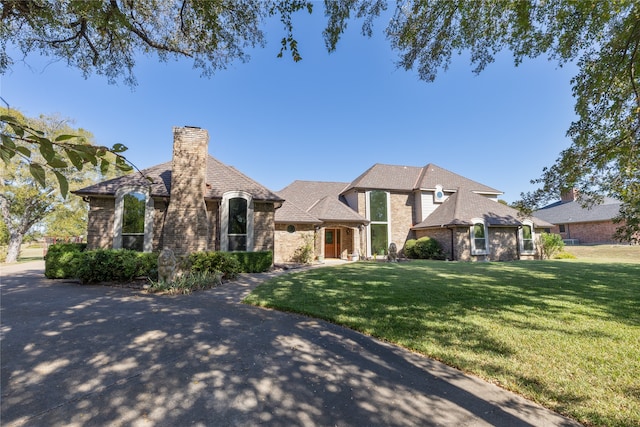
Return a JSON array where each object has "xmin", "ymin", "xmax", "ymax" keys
[
  {"xmin": 539, "ymin": 232, "xmax": 565, "ymax": 259},
  {"xmin": 229, "ymin": 251, "xmax": 273, "ymax": 273},
  {"xmin": 0, "ymin": 245, "xmax": 7, "ymax": 263},
  {"xmin": 147, "ymin": 270, "xmax": 223, "ymax": 295},
  {"xmin": 75, "ymin": 249, "xmax": 158, "ymax": 284},
  {"xmin": 404, "ymin": 239, "xmax": 417, "ymax": 258},
  {"xmin": 292, "ymin": 234, "xmax": 314, "ymax": 264},
  {"xmin": 44, "ymin": 243, "xmax": 87, "ymax": 279},
  {"xmin": 554, "ymin": 251, "xmax": 577, "ymax": 259},
  {"xmin": 413, "ymin": 237, "xmax": 445, "ymax": 260},
  {"xmin": 137, "ymin": 252, "xmax": 159, "ymax": 281},
  {"xmin": 189, "ymin": 251, "xmax": 241, "ymax": 279}
]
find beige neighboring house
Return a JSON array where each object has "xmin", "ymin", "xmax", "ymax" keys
[
  {"xmin": 275, "ymin": 164, "xmax": 553, "ymax": 262},
  {"xmin": 75, "ymin": 127, "xmax": 551, "ymax": 263},
  {"xmin": 533, "ymin": 190, "xmax": 624, "ymax": 244}
]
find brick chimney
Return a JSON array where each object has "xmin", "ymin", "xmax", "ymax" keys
[
  {"xmin": 560, "ymin": 188, "xmax": 579, "ymax": 202},
  {"xmin": 163, "ymin": 126, "xmax": 210, "ymax": 254}
]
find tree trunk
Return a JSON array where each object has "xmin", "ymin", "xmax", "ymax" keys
[{"xmin": 5, "ymin": 233, "xmax": 23, "ymax": 263}]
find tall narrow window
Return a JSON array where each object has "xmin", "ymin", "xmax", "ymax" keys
[
  {"xmin": 122, "ymin": 192, "xmax": 145, "ymax": 251},
  {"xmin": 471, "ymin": 222, "xmax": 487, "ymax": 255},
  {"xmin": 520, "ymin": 223, "xmax": 535, "ymax": 254},
  {"xmin": 369, "ymin": 190, "xmax": 389, "ymax": 256},
  {"xmin": 228, "ymin": 197, "xmax": 247, "ymax": 251},
  {"xmin": 522, "ymin": 225, "xmax": 533, "ymax": 251},
  {"xmin": 113, "ymin": 186, "xmax": 153, "ymax": 252}
]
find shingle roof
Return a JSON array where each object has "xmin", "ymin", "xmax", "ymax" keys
[
  {"xmin": 345, "ymin": 164, "xmax": 423, "ymax": 191},
  {"xmin": 308, "ymin": 196, "xmax": 368, "ymax": 223},
  {"xmin": 275, "ymin": 180, "xmax": 367, "ymax": 224},
  {"xmin": 417, "ymin": 163, "xmax": 502, "ymax": 194},
  {"xmin": 533, "ymin": 198, "xmax": 621, "ymax": 224},
  {"xmin": 73, "ymin": 156, "xmax": 283, "ymax": 202},
  {"xmin": 413, "ymin": 190, "xmax": 553, "ymax": 229},
  {"xmin": 274, "ymin": 201, "xmax": 323, "ymax": 224},
  {"xmin": 277, "ymin": 181, "xmax": 350, "ymax": 210},
  {"xmin": 342, "ymin": 163, "xmax": 502, "ymax": 194}
]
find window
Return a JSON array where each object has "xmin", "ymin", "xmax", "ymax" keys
[
  {"xmin": 368, "ymin": 190, "xmax": 389, "ymax": 256},
  {"xmin": 520, "ymin": 223, "xmax": 535, "ymax": 254},
  {"xmin": 287, "ymin": 225, "xmax": 296, "ymax": 233},
  {"xmin": 471, "ymin": 221, "xmax": 488, "ymax": 255},
  {"xmin": 370, "ymin": 224, "xmax": 388, "ymax": 255},
  {"xmin": 220, "ymin": 191, "xmax": 254, "ymax": 252},
  {"xmin": 122, "ymin": 192, "xmax": 145, "ymax": 251},
  {"xmin": 518, "ymin": 224, "xmax": 536, "ymax": 254},
  {"xmin": 113, "ymin": 186, "xmax": 154, "ymax": 252},
  {"xmin": 559, "ymin": 224, "xmax": 566, "ymax": 233},
  {"xmin": 369, "ymin": 190, "xmax": 388, "ymax": 222},
  {"xmin": 228, "ymin": 197, "xmax": 247, "ymax": 251}
]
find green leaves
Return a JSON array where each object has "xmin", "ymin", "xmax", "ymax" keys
[
  {"xmin": 1, "ymin": 111, "xmax": 134, "ymax": 199},
  {"xmin": 28, "ymin": 163, "xmax": 46, "ymax": 188}
]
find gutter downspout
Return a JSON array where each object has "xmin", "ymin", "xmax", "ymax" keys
[{"xmin": 449, "ymin": 226, "xmax": 455, "ymax": 261}]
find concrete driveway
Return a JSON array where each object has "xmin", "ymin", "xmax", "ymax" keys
[{"xmin": 1, "ymin": 261, "xmax": 581, "ymax": 427}]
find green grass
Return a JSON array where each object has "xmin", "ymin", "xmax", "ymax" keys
[
  {"xmin": 244, "ymin": 260, "xmax": 640, "ymax": 427},
  {"xmin": 563, "ymin": 244, "xmax": 640, "ymax": 263}
]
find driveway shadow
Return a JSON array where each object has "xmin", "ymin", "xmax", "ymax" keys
[{"xmin": 1, "ymin": 264, "xmax": 581, "ymax": 426}]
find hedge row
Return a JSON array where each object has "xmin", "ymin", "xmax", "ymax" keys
[{"xmin": 44, "ymin": 243, "xmax": 273, "ymax": 284}]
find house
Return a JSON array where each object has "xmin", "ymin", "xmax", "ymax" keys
[
  {"xmin": 533, "ymin": 189, "xmax": 623, "ymax": 244},
  {"xmin": 274, "ymin": 163, "xmax": 553, "ymax": 262},
  {"xmin": 76, "ymin": 127, "xmax": 552, "ymax": 263},
  {"xmin": 73, "ymin": 127, "xmax": 283, "ymax": 255}
]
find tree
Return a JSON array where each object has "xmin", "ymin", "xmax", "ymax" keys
[
  {"xmin": 1, "ymin": 110, "xmax": 124, "ymax": 262},
  {"xmin": 0, "ymin": 0, "xmax": 314, "ymax": 85},
  {"xmin": 1, "ymin": 160, "xmax": 57, "ymax": 263},
  {"xmin": 380, "ymin": 1, "xmax": 639, "ymax": 241},
  {"xmin": 2, "ymin": 1, "xmax": 638, "ymax": 240}
]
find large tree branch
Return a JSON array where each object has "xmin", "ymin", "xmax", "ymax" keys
[{"xmin": 109, "ymin": 0, "xmax": 193, "ymax": 57}]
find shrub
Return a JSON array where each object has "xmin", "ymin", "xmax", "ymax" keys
[
  {"xmin": 137, "ymin": 252, "xmax": 159, "ymax": 281},
  {"xmin": 404, "ymin": 239, "xmax": 417, "ymax": 258},
  {"xmin": 554, "ymin": 251, "xmax": 577, "ymax": 259},
  {"xmin": 413, "ymin": 237, "xmax": 445, "ymax": 260},
  {"xmin": 189, "ymin": 251, "xmax": 241, "ymax": 279},
  {"xmin": 44, "ymin": 243, "xmax": 87, "ymax": 279},
  {"xmin": 228, "ymin": 251, "xmax": 273, "ymax": 273},
  {"xmin": 147, "ymin": 270, "xmax": 223, "ymax": 295},
  {"xmin": 75, "ymin": 249, "xmax": 158, "ymax": 283},
  {"xmin": 539, "ymin": 232, "xmax": 565, "ymax": 259},
  {"xmin": 0, "ymin": 245, "xmax": 7, "ymax": 263},
  {"xmin": 292, "ymin": 234, "xmax": 314, "ymax": 264}
]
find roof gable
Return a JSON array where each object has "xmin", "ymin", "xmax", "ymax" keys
[
  {"xmin": 277, "ymin": 180, "xmax": 350, "ymax": 211},
  {"xmin": 417, "ymin": 163, "xmax": 501, "ymax": 194},
  {"xmin": 276, "ymin": 180, "xmax": 367, "ymax": 224},
  {"xmin": 73, "ymin": 156, "xmax": 283, "ymax": 202},
  {"xmin": 344, "ymin": 164, "xmax": 423, "ymax": 192},
  {"xmin": 413, "ymin": 190, "xmax": 552, "ymax": 229},
  {"xmin": 342, "ymin": 163, "xmax": 502, "ymax": 195}
]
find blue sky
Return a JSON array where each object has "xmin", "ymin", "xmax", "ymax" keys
[{"xmin": 1, "ymin": 10, "xmax": 578, "ymax": 203}]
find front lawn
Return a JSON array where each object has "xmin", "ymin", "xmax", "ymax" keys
[{"xmin": 244, "ymin": 260, "xmax": 640, "ymax": 427}]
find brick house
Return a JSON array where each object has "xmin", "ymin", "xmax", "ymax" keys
[
  {"xmin": 75, "ymin": 127, "xmax": 552, "ymax": 263},
  {"xmin": 275, "ymin": 164, "xmax": 552, "ymax": 262},
  {"xmin": 73, "ymin": 127, "xmax": 283, "ymax": 255},
  {"xmin": 533, "ymin": 190, "xmax": 623, "ymax": 244}
]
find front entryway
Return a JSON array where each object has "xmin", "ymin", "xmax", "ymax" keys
[{"xmin": 324, "ymin": 228, "xmax": 341, "ymax": 258}]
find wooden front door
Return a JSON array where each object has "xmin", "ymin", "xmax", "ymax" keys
[{"xmin": 324, "ymin": 228, "xmax": 341, "ymax": 258}]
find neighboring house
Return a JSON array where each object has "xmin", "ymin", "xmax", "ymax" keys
[
  {"xmin": 533, "ymin": 190, "xmax": 623, "ymax": 244},
  {"xmin": 275, "ymin": 163, "xmax": 553, "ymax": 262},
  {"xmin": 73, "ymin": 127, "xmax": 283, "ymax": 255},
  {"xmin": 76, "ymin": 127, "xmax": 551, "ymax": 263}
]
